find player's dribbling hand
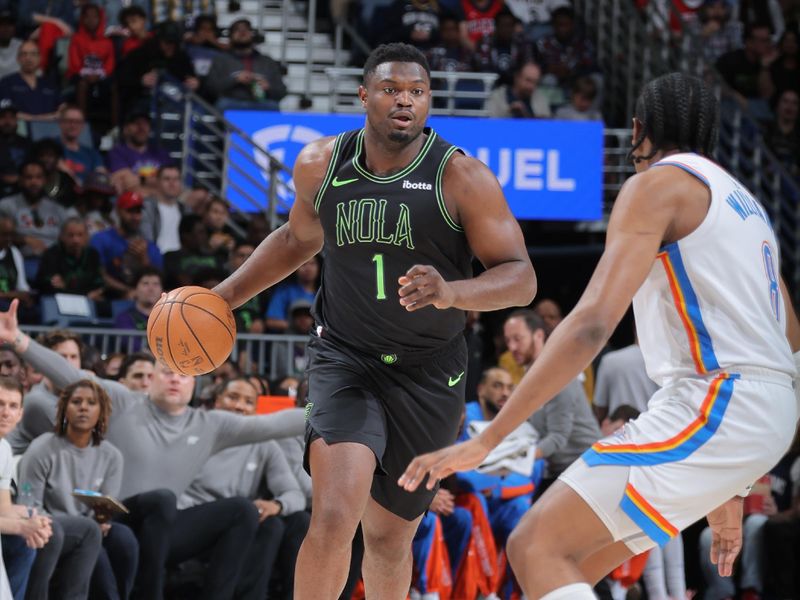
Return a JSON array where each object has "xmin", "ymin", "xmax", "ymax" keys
[
  {"xmin": 398, "ymin": 438, "xmax": 491, "ymax": 492},
  {"xmin": 398, "ymin": 265, "xmax": 456, "ymax": 311},
  {"xmin": 707, "ymin": 496, "xmax": 743, "ymax": 577}
]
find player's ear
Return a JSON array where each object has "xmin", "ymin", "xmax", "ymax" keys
[{"xmin": 358, "ymin": 85, "xmax": 368, "ymax": 107}]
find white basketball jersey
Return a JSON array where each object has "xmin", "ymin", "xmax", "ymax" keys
[{"xmin": 632, "ymin": 153, "xmax": 796, "ymax": 386}]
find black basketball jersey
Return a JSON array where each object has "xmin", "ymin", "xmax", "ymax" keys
[{"xmin": 312, "ymin": 127, "xmax": 473, "ymax": 355}]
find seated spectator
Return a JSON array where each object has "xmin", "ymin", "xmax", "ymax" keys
[
  {"xmin": 427, "ymin": 14, "xmax": 476, "ymax": 72},
  {"xmin": 205, "ymin": 18, "xmax": 286, "ymax": 111},
  {"xmin": 57, "ymin": 104, "xmax": 105, "ymax": 186},
  {"xmin": 113, "ymin": 266, "xmax": 162, "ymax": 333},
  {"xmin": 19, "ymin": 380, "xmax": 137, "ymax": 600},
  {"xmin": 180, "ymin": 378, "xmax": 310, "ymax": 599},
  {"xmin": 0, "ymin": 377, "xmax": 50, "ymax": 600},
  {"xmin": 771, "ymin": 29, "xmax": 800, "ymax": 96},
  {"xmin": 35, "ymin": 217, "xmax": 105, "ymax": 299},
  {"xmin": 116, "ymin": 352, "xmax": 154, "ymax": 393},
  {"xmin": 265, "ymin": 255, "xmax": 320, "ymax": 332},
  {"xmin": 0, "ymin": 10, "xmax": 21, "ymax": 80},
  {"xmin": 163, "ymin": 214, "xmax": 225, "ymax": 289},
  {"xmin": 185, "ymin": 14, "xmax": 226, "ymax": 80},
  {"xmin": 475, "ymin": 9, "xmax": 536, "ymax": 86},
  {"xmin": 716, "ymin": 22, "xmax": 776, "ymax": 119},
  {"xmin": 554, "ymin": 75, "xmax": 603, "ymax": 120},
  {"xmin": 0, "ymin": 160, "xmax": 70, "ymax": 257},
  {"xmin": 764, "ymin": 88, "xmax": 800, "ymax": 178},
  {"xmin": 67, "ymin": 4, "xmax": 115, "ymax": 126},
  {"xmin": 16, "ymin": 0, "xmax": 75, "ymax": 66},
  {"xmin": 118, "ymin": 5, "xmax": 150, "ymax": 58},
  {"xmin": 30, "ymin": 138, "xmax": 79, "ymax": 209},
  {"xmin": 687, "ymin": 0, "xmax": 742, "ymax": 65},
  {"xmin": 455, "ymin": 0, "xmax": 505, "ymax": 49},
  {"xmin": 0, "ymin": 99, "xmax": 30, "ymax": 198},
  {"xmin": 100, "ymin": 353, "xmax": 125, "ymax": 379},
  {"xmin": 733, "ymin": 0, "xmax": 785, "ymax": 43},
  {"xmin": 116, "ymin": 21, "xmax": 198, "ymax": 118},
  {"xmin": 535, "ymin": 6, "xmax": 599, "ymax": 103},
  {"xmin": 0, "ymin": 41, "xmax": 61, "ymax": 121},
  {"xmin": 245, "ymin": 212, "xmax": 271, "ymax": 246},
  {"xmin": 504, "ymin": 0, "xmax": 570, "ymax": 42},
  {"xmin": 76, "ymin": 170, "xmax": 116, "ymax": 235},
  {"xmin": 0, "ymin": 215, "xmax": 32, "ymax": 309},
  {"xmin": 141, "ymin": 165, "xmax": 188, "ymax": 253},
  {"xmin": 106, "ymin": 111, "xmax": 171, "ymax": 194},
  {"xmin": 486, "ymin": 60, "xmax": 552, "ymax": 118},
  {"xmin": 227, "ymin": 241, "xmax": 267, "ymax": 333},
  {"xmin": 592, "ymin": 342, "xmax": 657, "ymax": 422},
  {"xmin": 273, "ymin": 299, "xmax": 314, "ymax": 376},
  {"xmin": 203, "ymin": 197, "xmax": 239, "ymax": 258},
  {"xmin": 90, "ymin": 191, "xmax": 163, "ymax": 296},
  {"xmin": 380, "ymin": 0, "xmax": 443, "ymax": 50}
]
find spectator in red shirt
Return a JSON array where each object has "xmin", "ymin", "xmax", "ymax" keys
[{"xmin": 457, "ymin": 0, "xmax": 504, "ymax": 50}]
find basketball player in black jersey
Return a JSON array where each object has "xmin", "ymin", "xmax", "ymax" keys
[{"xmin": 214, "ymin": 43, "xmax": 536, "ymax": 599}]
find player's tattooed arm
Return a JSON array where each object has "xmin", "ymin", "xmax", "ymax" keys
[{"xmin": 214, "ymin": 137, "xmax": 333, "ymax": 309}]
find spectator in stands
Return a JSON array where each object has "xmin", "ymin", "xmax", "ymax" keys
[
  {"xmin": 19, "ymin": 379, "xmax": 137, "ymax": 600},
  {"xmin": 0, "ymin": 41, "xmax": 61, "ymax": 121},
  {"xmin": 475, "ymin": 10, "xmax": 535, "ymax": 86},
  {"xmin": 30, "ymin": 138, "xmax": 78, "ymax": 209},
  {"xmin": 503, "ymin": 310, "xmax": 601, "ymax": 488},
  {"xmin": 113, "ymin": 266, "xmax": 162, "ymax": 333},
  {"xmin": 140, "ymin": 165, "xmax": 188, "ymax": 253},
  {"xmin": 0, "ymin": 376, "xmax": 51, "ymax": 600},
  {"xmin": 0, "ymin": 215, "xmax": 31, "ymax": 311},
  {"xmin": 0, "ymin": 10, "xmax": 21, "ymax": 80},
  {"xmin": 0, "ymin": 99, "xmax": 29, "ymax": 198},
  {"xmin": 535, "ymin": 6, "xmax": 599, "ymax": 102},
  {"xmin": 265, "ymin": 255, "xmax": 320, "ymax": 332},
  {"xmin": 35, "ymin": 216, "xmax": 105, "ymax": 300},
  {"xmin": 16, "ymin": 0, "xmax": 74, "ymax": 53},
  {"xmin": 107, "ymin": 111, "xmax": 172, "ymax": 194},
  {"xmin": 0, "ymin": 348, "xmax": 30, "ymax": 393},
  {"xmin": 504, "ymin": 0, "xmax": 570, "ymax": 42},
  {"xmin": 2, "ymin": 313, "xmax": 304, "ymax": 600},
  {"xmin": 163, "ymin": 214, "xmax": 225, "ymax": 289},
  {"xmin": 245, "ymin": 213, "xmax": 270, "ymax": 247},
  {"xmin": 116, "ymin": 352, "xmax": 154, "ymax": 393},
  {"xmin": 426, "ymin": 14, "xmax": 476, "ymax": 72},
  {"xmin": 554, "ymin": 75, "xmax": 603, "ymax": 120},
  {"xmin": 227, "ymin": 241, "xmax": 267, "ymax": 333},
  {"xmin": 116, "ymin": 20, "xmax": 198, "ymax": 118},
  {"xmin": 764, "ymin": 88, "xmax": 800, "ymax": 178},
  {"xmin": 118, "ymin": 6, "xmax": 150, "ymax": 58},
  {"xmin": 487, "ymin": 60, "xmax": 552, "ymax": 118},
  {"xmin": 203, "ymin": 197, "xmax": 239, "ymax": 258},
  {"xmin": 57, "ymin": 104, "xmax": 105, "ymax": 186},
  {"xmin": 181, "ymin": 378, "xmax": 310, "ymax": 600},
  {"xmin": 77, "ymin": 170, "xmax": 116, "ymax": 235},
  {"xmin": 770, "ymin": 29, "xmax": 800, "ymax": 95},
  {"xmin": 67, "ymin": 4, "xmax": 115, "ymax": 125},
  {"xmin": 185, "ymin": 14, "xmax": 226, "ymax": 81},
  {"xmin": 380, "ymin": 0, "xmax": 443, "ymax": 50},
  {"xmin": 273, "ymin": 299, "xmax": 314, "ymax": 377},
  {"xmin": 0, "ymin": 160, "xmax": 70, "ymax": 257},
  {"xmin": 716, "ymin": 22, "xmax": 776, "ymax": 118},
  {"xmin": 100, "ymin": 353, "xmax": 125, "ymax": 379},
  {"xmin": 455, "ymin": 0, "xmax": 505, "ymax": 49},
  {"xmin": 734, "ymin": 0, "xmax": 785, "ymax": 43},
  {"xmin": 687, "ymin": 0, "xmax": 743, "ymax": 65},
  {"xmin": 592, "ymin": 341, "xmax": 657, "ymax": 422},
  {"xmin": 205, "ymin": 18, "xmax": 286, "ymax": 111},
  {"xmin": 92, "ymin": 191, "xmax": 163, "ymax": 298}
]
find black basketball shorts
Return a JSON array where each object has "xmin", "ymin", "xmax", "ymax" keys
[{"xmin": 303, "ymin": 330, "xmax": 467, "ymax": 521}]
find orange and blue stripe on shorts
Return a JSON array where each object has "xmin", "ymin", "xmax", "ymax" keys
[
  {"xmin": 620, "ymin": 483, "xmax": 679, "ymax": 546},
  {"xmin": 582, "ymin": 372, "xmax": 739, "ymax": 467}
]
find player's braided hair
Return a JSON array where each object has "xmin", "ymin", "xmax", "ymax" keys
[
  {"xmin": 628, "ymin": 73, "xmax": 719, "ymax": 163},
  {"xmin": 362, "ymin": 43, "xmax": 431, "ymax": 84}
]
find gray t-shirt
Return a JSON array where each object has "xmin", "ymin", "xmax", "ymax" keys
[
  {"xmin": 179, "ymin": 440, "xmax": 306, "ymax": 514},
  {"xmin": 19, "ymin": 433, "xmax": 123, "ymax": 517},
  {"xmin": 0, "ymin": 194, "xmax": 70, "ymax": 256},
  {"xmin": 593, "ymin": 344, "xmax": 659, "ymax": 414},
  {"xmin": 7, "ymin": 382, "xmax": 58, "ymax": 455},
  {"xmin": 528, "ymin": 379, "xmax": 601, "ymax": 477}
]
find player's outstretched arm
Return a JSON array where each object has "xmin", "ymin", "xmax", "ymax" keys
[
  {"xmin": 398, "ymin": 153, "xmax": 536, "ymax": 312},
  {"xmin": 214, "ymin": 137, "xmax": 333, "ymax": 309},
  {"xmin": 400, "ymin": 168, "xmax": 683, "ymax": 491}
]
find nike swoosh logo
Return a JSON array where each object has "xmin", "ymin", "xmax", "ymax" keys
[
  {"xmin": 448, "ymin": 371, "xmax": 465, "ymax": 387},
  {"xmin": 331, "ymin": 176, "xmax": 358, "ymax": 187}
]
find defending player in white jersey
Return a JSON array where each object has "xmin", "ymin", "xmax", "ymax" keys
[{"xmin": 399, "ymin": 72, "xmax": 800, "ymax": 600}]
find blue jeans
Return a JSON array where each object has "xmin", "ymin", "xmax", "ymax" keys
[{"xmin": 1, "ymin": 534, "xmax": 36, "ymax": 600}]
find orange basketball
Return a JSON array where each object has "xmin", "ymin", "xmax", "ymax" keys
[{"xmin": 147, "ymin": 286, "xmax": 236, "ymax": 376}]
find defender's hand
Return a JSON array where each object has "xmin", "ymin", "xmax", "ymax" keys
[
  {"xmin": 398, "ymin": 265, "xmax": 456, "ymax": 311},
  {"xmin": 399, "ymin": 438, "xmax": 491, "ymax": 492},
  {"xmin": 708, "ymin": 496, "xmax": 743, "ymax": 577}
]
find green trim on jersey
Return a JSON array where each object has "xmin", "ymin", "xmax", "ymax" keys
[
  {"xmin": 435, "ymin": 146, "xmax": 463, "ymax": 232},
  {"xmin": 314, "ymin": 134, "xmax": 345, "ymax": 212},
  {"xmin": 352, "ymin": 129, "xmax": 438, "ymax": 183}
]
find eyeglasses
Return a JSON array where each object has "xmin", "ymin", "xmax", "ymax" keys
[{"xmin": 31, "ymin": 209, "xmax": 43, "ymax": 228}]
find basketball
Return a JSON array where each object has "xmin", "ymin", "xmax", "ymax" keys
[{"xmin": 147, "ymin": 286, "xmax": 237, "ymax": 376}]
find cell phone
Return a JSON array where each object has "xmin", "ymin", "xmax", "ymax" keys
[{"xmin": 72, "ymin": 490, "xmax": 129, "ymax": 515}]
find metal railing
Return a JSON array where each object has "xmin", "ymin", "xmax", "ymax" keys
[{"xmin": 22, "ymin": 326, "xmax": 311, "ymax": 379}]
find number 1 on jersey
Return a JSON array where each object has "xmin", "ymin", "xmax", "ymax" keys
[{"xmin": 372, "ymin": 253, "xmax": 387, "ymax": 300}]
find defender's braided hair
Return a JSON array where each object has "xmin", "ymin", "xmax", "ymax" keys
[{"xmin": 628, "ymin": 73, "xmax": 719, "ymax": 163}]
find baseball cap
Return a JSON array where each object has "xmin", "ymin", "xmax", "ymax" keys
[
  {"xmin": 123, "ymin": 109, "xmax": 151, "ymax": 125},
  {"xmin": 117, "ymin": 191, "xmax": 144, "ymax": 211},
  {"xmin": 288, "ymin": 298, "xmax": 312, "ymax": 315},
  {"xmin": 0, "ymin": 98, "xmax": 17, "ymax": 114},
  {"xmin": 83, "ymin": 171, "xmax": 115, "ymax": 196}
]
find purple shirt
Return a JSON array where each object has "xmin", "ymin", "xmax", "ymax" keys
[{"xmin": 106, "ymin": 143, "xmax": 172, "ymax": 178}]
